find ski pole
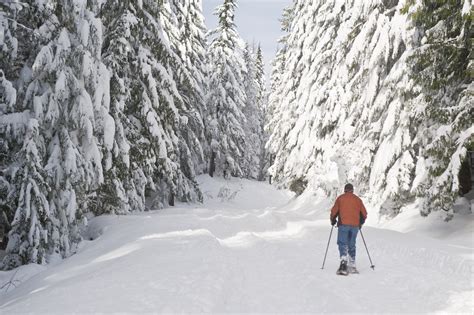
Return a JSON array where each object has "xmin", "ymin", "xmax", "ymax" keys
[
  {"xmin": 359, "ymin": 228, "xmax": 375, "ymax": 270},
  {"xmin": 321, "ymin": 225, "xmax": 334, "ymax": 269}
]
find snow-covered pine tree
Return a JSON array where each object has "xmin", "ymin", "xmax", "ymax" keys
[
  {"xmin": 255, "ymin": 46, "xmax": 266, "ymax": 108},
  {"xmin": 154, "ymin": 0, "xmax": 208, "ymax": 202},
  {"xmin": 101, "ymin": 0, "xmax": 203, "ymax": 210},
  {"xmin": 78, "ymin": 1, "xmax": 120, "ymax": 217},
  {"xmin": 0, "ymin": 0, "xmax": 19, "ymax": 158},
  {"xmin": 242, "ymin": 43, "xmax": 263, "ymax": 179},
  {"xmin": 1, "ymin": 0, "xmax": 117, "ymax": 267},
  {"xmin": 31, "ymin": 0, "xmax": 106, "ymax": 260},
  {"xmin": 404, "ymin": 0, "xmax": 473, "ymax": 219},
  {"xmin": 267, "ymin": 0, "xmax": 315, "ymax": 195},
  {"xmin": 0, "ymin": 1, "xmax": 17, "ymax": 82},
  {"xmin": 0, "ymin": 1, "xmax": 53, "ymax": 268},
  {"xmin": 266, "ymin": 25, "xmax": 289, "ymax": 184},
  {"xmin": 4, "ymin": 119, "xmax": 50, "ymax": 267},
  {"xmin": 265, "ymin": 5, "xmax": 292, "ymax": 153},
  {"xmin": 254, "ymin": 45, "xmax": 269, "ymax": 181},
  {"xmin": 241, "ymin": 43, "xmax": 267, "ymax": 180},
  {"xmin": 100, "ymin": 0, "xmax": 144, "ymax": 214},
  {"xmin": 207, "ymin": 0, "xmax": 248, "ymax": 178},
  {"xmin": 1, "ymin": 9, "xmax": 52, "ymax": 266},
  {"xmin": 169, "ymin": 0, "xmax": 209, "ymax": 178},
  {"xmin": 1, "ymin": 0, "xmax": 213, "ymax": 268},
  {"xmin": 267, "ymin": 0, "xmax": 473, "ymax": 219}
]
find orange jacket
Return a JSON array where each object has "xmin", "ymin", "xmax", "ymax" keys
[{"xmin": 330, "ymin": 192, "xmax": 367, "ymax": 227}]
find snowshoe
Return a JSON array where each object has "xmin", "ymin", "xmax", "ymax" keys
[
  {"xmin": 348, "ymin": 257, "xmax": 358, "ymax": 274},
  {"xmin": 348, "ymin": 266, "xmax": 359, "ymax": 274},
  {"xmin": 336, "ymin": 260, "xmax": 348, "ymax": 276}
]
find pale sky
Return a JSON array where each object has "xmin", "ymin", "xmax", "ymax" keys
[{"xmin": 202, "ymin": 0, "xmax": 291, "ymax": 77}]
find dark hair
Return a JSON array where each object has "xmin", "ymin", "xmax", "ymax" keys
[{"xmin": 344, "ymin": 183, "xmax": 354, "ymax": 192}]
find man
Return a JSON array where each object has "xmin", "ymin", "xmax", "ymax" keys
[{"xmin": 330, "ymin": 183, "xmax": 367, "ymax": 275}]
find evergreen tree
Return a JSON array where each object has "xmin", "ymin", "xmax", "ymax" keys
[
  {"xmin": 1, "ymin": 0, "xmax": 212, "ymax": 268},
  {"xmin": 1, "ymin": 0, "xmax": 105, "ymax": 266},
  {"xmin": 255, "ymin": 46, "xmax": 265, "ymax": 105},
  {"xmin": 266, "ymin": 5, "xmax": 292, "ymax": 144},
  {"xmin": 267, "ymin": 0, "xmax": 473, "ymax": 219},
  {"xmin": 266, "ymin": 43, "xmax": 287, "ymax": 184},
  {"xmin": 170, "ymin": 0, "xmax": 209, "ymax": 177},
  {"xmin": 1, "ymin": 1, "xmax": 54, "ymax": 268},
  {"xmin": 101, "ymin": 0, "xmax": 203, "ymax": 210},
  {"xmin": 32, "ymin": 0, "xmax": 106, "ymax": 260},
  {"xmin": 0, "ymin": 0, "xmax": 20, "ymax": 187},
  {"xmin": 1, "ymin": 1, "xmax": 21, "ymax": 265},
  {"xmin": 206, "ymin": 0, "xmax": 248, "ymax": 178},
  {"xmin": 267, "ymin": 0, "xmax": 313, "ymax": 192},
  {"xmin": 5, "ymin": 119, "xmax": 50, "ymax": 267},
  {"xmin": 100, "ymin": 0, "xmax": 145, "ymax": 214},
  {"xmin": 241, "ymin": 43, "xmax": 267, "ymax": 180},
  {"xmin": 254, "ymin": 45, "xmax": 268, "ymax": 181},
  {"xmin": 404, "ymin": 0, "xmax": 473, "ymax": 219},
  {"xmin": 242, "ymin": 43, "xmax": 262, "ymax": 179}
]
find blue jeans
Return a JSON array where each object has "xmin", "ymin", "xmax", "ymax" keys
[{"xmin": 337, "ymin": 225, "xmax": 359, "ymax": 260}]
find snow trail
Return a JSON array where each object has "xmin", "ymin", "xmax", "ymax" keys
[{"xmin": 0, "ymin": 176, "xmax": 472, "ymax": 313}]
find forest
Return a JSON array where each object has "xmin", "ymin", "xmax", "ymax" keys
[{"xmin": 0, "ymin": 0, "xmax": 472, "ymax": 270}]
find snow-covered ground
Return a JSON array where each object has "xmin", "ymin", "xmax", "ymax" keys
[{"xmin": 0, "ymin": 176, "xmax": 473, "ymax": 313}]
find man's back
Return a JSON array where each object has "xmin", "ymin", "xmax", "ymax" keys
[{"xmin": 331, "ymin": 192, "xmax": 367, "ymax": 227}]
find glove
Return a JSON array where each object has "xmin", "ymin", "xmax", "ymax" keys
[
  {"xmin": 331, "ymin": 217, "xmax": 337, "ymax": 226},
  {"xmin": 359, "ymin": 215, "xmax": 366, "ymax": 228}
]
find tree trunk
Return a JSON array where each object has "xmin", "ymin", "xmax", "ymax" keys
[
  {"xmin": 209, "ymin": 151, "xmax": 216, "ymax": 177},
  {"xmin": 169, "ymin": 190, "xmax": 175, "ymax": 207}
]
